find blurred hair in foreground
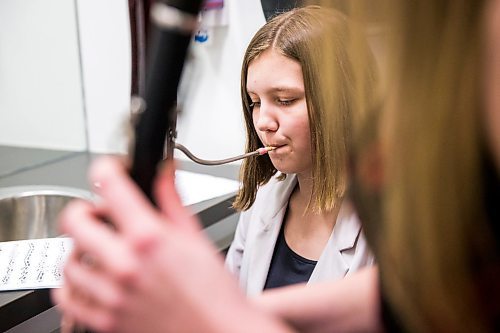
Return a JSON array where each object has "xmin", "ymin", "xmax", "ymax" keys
[{"xmin": 315, "ymin": 0, "xmax": 500, "ymax": 332}]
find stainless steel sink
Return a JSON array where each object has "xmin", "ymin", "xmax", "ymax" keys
[{"xmin": 0, "ymin": 186, "xmax": 92, "ymax": 242}]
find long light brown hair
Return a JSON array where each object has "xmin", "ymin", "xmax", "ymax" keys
[
  {"xmin": 321, "ymin": 0, "xmax": 499, "ymax": 331},
  {"xmin": 234, "ymin": 5, "xmax": 376, "ymax": 213},
  {"xmin": 381, "ymin": 2, "xmax": 494, "ymax": 332}
]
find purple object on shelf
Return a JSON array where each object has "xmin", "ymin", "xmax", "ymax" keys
[{"xmin": 203, "ymin": 0, "xmax": 223, "ymax": 10}]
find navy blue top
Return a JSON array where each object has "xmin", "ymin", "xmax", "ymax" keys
[{"xmin": 263, "ymin": 221, "xmax": 317, "ymax": 290}]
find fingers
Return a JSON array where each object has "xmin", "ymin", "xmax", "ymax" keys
[
  {"xmin": 155, "ymin": 161, "xmax": 201, "ymax": 233},
  {"xmin": 63, "ymin": 249, "xmax": 125, "ymax": 310},
  {"xmin": 59, "ymin": 200, "xmax": 140, "ymax": 283},
  {"xmin": 89, "ymin": 156, "xmax": 162, "ymax": 242},
  {"xmin": 52, "ymin": 287, "xmax": 116, "ymax": 333}
]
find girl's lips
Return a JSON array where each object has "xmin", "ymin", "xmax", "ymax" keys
[
  {"xmin": 267, "ymin": 143, "xmax": 285, "ymax": 148},
  {"xmin": 269, "ymin": 144, "xmax": 286, "ymax": 152}
]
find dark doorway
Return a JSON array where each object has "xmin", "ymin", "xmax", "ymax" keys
[{"xmin": 260, "ymin": 0, "xmax": 306, "ymax": 21}]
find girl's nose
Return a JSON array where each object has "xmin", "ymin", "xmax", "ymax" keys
[{"xmin": 255, "ymin": 104, "xmax": 278, "ymax": 132}]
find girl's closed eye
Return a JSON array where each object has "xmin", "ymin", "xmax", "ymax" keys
[
  {"xmin": 250, "ymin": 101, "xmax": 261, "ymax": 108},
  {"xmin": 277, "ymin": 98, "xmax": 295, "ymax": 106}
]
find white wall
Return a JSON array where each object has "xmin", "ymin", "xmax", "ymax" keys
[
  {"xmin": 0, "ymin": 0, "xmax": 265, "ymax": 159},
  {"xmin": 78, "ymin": 0, "xmax": 265, "ymax": 162},
  {"xmin": 0, "ymin": 0, "xmax": 86, "ymax": 151},
  {"xmin": 76, "ymin": 0, "xmax": 132, "ymax": 153},
  {"xmin": 174, "ymin": 1, "xmax": 266, "ymax": 162}
]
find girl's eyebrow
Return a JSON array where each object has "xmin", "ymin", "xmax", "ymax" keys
[
  {"xmin": 269, "ymin": 86, "xmax": 302, "ymax": 93},
  {"xmin": 246, "ymin": 86, "xmax": 304, "ymax": 95}
]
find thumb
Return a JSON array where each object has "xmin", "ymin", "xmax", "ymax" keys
[{"xmin": 154, "ymin": 161, "xmax": 201, "ymax": 233}]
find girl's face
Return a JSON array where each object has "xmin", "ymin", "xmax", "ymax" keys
[{"xmin": 247, "ymin": 49, "xmax": 312, "ymax": 175}]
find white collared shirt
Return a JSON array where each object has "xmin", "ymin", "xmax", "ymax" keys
[{"xmin": 225, "ymin": 174, "xmax": 376, "ymax": 295}]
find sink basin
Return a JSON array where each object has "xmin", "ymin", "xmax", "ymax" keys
[{"xmin": 0, "ymin": 186, "xmax": 93, "ymax": 242}]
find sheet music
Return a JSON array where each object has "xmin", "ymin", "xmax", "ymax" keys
[{"xmin": 0, "ymin": 238, "xmax": 72, "ymax": 291}]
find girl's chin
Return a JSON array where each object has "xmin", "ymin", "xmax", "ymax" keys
[
  {"xmin": 271, "ymin": 158, "xmax": 311, "ymax": 175},
  {"xmin": 271, "ymin": 163, "xmax": 295, "ymax": 175}
]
